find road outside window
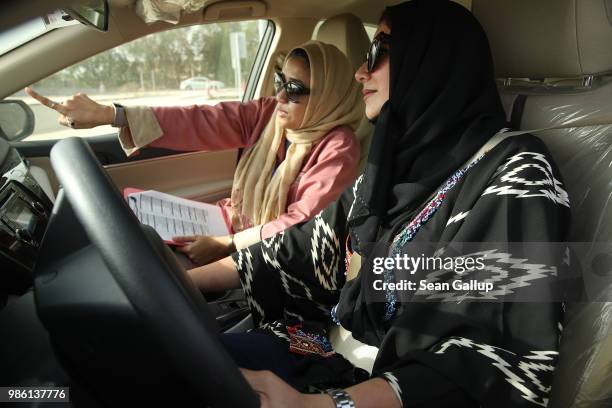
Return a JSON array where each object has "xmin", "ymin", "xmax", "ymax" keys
[{"xmin": 11, "ymin": 20, "xmax": 267, "ymax": 142}]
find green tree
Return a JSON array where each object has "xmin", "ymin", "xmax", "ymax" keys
[{"xmin": 34, "ymin": 20, "xmax": 264, "ymax": 93}]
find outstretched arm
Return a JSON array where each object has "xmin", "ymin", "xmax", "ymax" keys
[{"xmin": 25, "ymin": 87, "xmax": 115, "ymax": 129}]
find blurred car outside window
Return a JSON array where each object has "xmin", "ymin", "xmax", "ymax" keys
[{"xmin": 9, "ymin": 20, "xmax": 268, "ymax": 142}]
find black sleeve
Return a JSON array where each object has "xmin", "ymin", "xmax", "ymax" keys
[{"xmin": 376, "ymin": 149, "xmax": 570, "ymax": 408}]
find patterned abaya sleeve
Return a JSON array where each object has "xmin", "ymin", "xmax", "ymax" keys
[
  {"xmin": 231, "ymin": 179, "xmax": 358, "ymax": 326},
  {"xmin": 374, "ymin": 137, "xmax": 571, "ymax": 408}
]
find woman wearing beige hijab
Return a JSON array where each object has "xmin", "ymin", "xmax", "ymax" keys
[{"xmin": 26, "ymin": 41, "xmax": 364, "ymax": 266}]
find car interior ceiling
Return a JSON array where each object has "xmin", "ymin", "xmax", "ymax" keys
[{"xmin": 1, "ymin": 0, "xmax": 611, "ymax": 406}]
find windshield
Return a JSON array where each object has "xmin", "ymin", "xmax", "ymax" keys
[{"xmin": 0, "ymin": 11, "xmax": 79, "ymax": 56}]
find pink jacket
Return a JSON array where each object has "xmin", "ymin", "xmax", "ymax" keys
[{"xmin": 147, "ymin": 97, "xmax": 359, "ymax": 240}]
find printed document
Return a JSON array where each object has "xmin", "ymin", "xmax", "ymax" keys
[{"xmin": 127, "ymin": 190, "xmax": 229, "ymax": 243}]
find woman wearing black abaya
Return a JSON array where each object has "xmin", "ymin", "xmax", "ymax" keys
[{"xmin": 194, "ymin": 1, "xmax": 570, "ymax": 406}]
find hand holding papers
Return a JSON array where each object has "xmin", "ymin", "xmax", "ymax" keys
[{"xmin": 125, "ymin": 189, "xmax": 230, "ymax": 245}]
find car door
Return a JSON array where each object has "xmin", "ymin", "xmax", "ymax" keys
[{"xmin": 3, "ymin": 18, "xmax": 275, "ymax": 204}]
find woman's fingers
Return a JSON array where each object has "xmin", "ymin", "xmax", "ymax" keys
[
  {"xmin": 58, "ymin": 115, "xmax": 75, "ymax": 128},
  {"xmin": 239, "ymin": 369, "xmax": 307, "ymax": 408},
  {"xmin": 25, "ymin": 87, "xmax": 113, "ymax": 129},
  {"xmin": 173, "ymin": 235, "xmax": 198, "ymax": 243},
  {"xmin": 174, "ymin": 236, "xmax": 196, "ymax": 258},
  {"xmin": 172, "ymin": 235, "xmax": 231, "ymax": 266},
  {"xmin": 25, "ymin": 87, "xmax": 69, "ymax": 115},
  {"xmin": 240, "ymin": 369, "xmax": 270, "ymax": 403},
  {"xmin": 240, "ymin": 368, "xmax": 259, "ymax": 383},
  {"xmin": 175, "ymin": 244, "xmax": 191, "ymax": 254},
  {"xmin": 25, "ymin": 87, "xmax": 76, "ymax": 128}
]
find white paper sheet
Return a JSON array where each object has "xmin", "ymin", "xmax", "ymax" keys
[{"xmin": 127, "ymin": 190, "xmax": 229, "ymax": 242}]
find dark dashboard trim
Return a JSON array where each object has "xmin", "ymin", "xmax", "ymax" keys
[{"xmin": 11, "ymin": 133, "xmax": 191, "ymax": 165}]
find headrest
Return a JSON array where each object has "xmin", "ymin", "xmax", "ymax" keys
[
  {"xmin": 315, "ymin": 13, "xmax": 370, "ymax": 72},
  {"xmin": 315, "ymin": 13, "xmax": 374, "ymax": 173},
  {"xmin": 472, "ymin": 0, "xmax": 612, "ymax": 78}
]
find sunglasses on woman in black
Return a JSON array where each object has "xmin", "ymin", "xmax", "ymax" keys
[
  {"xmin": 365, "ymin": 32, "xmax": 391, "ymax": 73},
  {"xmin": 274, "ymin": 71, "xmax": 310, "ymax": 103}
]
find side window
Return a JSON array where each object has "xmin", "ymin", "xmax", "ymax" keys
[
  {"xmin": 17, "ymin": 20, "xmax": 271, "ymax": 142},
  {"xmin": 364, "ymin": 24, "xmax": 376, "ymax": 40}
]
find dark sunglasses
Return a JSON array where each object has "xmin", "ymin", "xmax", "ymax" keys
[
  {"xmin": 274, "ymin": 71, "xmax": 310, "ymax": 103},
  {"xmin": 365, "ymin": 32, "xmax": 391, "ymax": 73}
]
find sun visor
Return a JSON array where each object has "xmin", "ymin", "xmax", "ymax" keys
[
  {"xmin": 135, "ymin": 0, "xmax": 265, "ymax": 24},
  {"xmin": 135, "ymin": 0, "xmax": 209, "ymax": 24}
]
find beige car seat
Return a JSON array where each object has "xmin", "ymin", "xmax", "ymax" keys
[
  {"xmin": 315, "ymin": 13, "xmax": 374, "ymax": 173},
  {"xmin": 473, "ymin": 0, "xmax": 612, "ymax": 406},
  {"xmin": 327, "ymin": 3, "xmax": 612, "ymax": 403}
]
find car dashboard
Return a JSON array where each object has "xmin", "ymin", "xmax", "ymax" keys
[
  {"xmin": 0, "ymin": 138, "xmax": 53, "ymax": 305},
  {"xmin": 0, "ymin": 136, "xmax": 253, "ymax": 401}
]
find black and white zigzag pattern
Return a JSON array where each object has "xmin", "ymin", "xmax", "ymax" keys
[
  {"xmin": 262, "ymin": 229, "xmax": 284, "ymax": 253},
  {"xmin": 415, "ymin": 249, "xmax": 558, "ymax": 301},
  {"xmin": 235, "ymin": 248, "xmax": 265, "ymax": 321},
  {"xmin": 261, "ymin": 231, "xmax": 310, "ymax": 300},
  {"xmin": 435, "ymin": 337, "xmax": 557, "ymax": 407},
  {"xmin": 382, "ymin": 372, "xmax": 403, "ymax": 407},
  {"xmin": 482, "ymin": 152, "xmax": 569, "ymax": 207},
  {"xmin": 259, "ymin": 321, "xmax": 290, "ymax": 342},
  {"xmin": 347, "ymin": 174, "xmax": 364, "ymax": 220},
  {"xmin": 310, "ymin": 213, "xmax": 341, "ymax": 291},
  {"xmin": 255, "ymin": 219, "xmax": 339, "ymax": 323},
  {"xmin": 445, "ymin": 210, "xmax": 470, "ymax": 226}
]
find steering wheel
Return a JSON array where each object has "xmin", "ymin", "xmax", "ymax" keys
[{"xmin": 47, "ymin": 137, "xmax": 259, "ymax": 407}]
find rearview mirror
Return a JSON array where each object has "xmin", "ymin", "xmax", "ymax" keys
[
  {"xmin": 0, "ymin": 100, "xmax": 35, "ymax": 142},
  {"xmin": 63, "ymin": 0, "xmax": 109, "ymax": 32}
]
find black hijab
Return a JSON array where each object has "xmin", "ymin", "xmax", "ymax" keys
[{"xmin": 348, "ymin": 0, "xmax": 507, "ymax": 253}]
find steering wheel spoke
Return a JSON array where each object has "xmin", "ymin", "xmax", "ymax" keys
[{"xmin": 34, "ymin": 137, "xmax": 258, "ymax": 407}]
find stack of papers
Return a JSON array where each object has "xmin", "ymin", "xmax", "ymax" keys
[{"xmin": 126, "ymin": 189, "xmax": 229, "ymax": 243}]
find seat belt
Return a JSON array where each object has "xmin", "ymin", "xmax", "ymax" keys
[
  {"xmin": 463, "ymin": 117, "xmax": 607, "ymax": 167},
  {"xmin": 343, "ymin": 130, "xmax": 515, "ymax": 280},
  {"xmin": 345, "ymin": 121, "xmax": 593, "ymax": 281},
  {"xmin": 348, "ymin": 103, "xmax": 612, "ymax": 275},
  {"xmin": 333, "ymin": 119, "xmax": 611, "ymax": 369}
]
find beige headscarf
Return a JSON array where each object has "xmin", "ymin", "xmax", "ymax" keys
[{"xmin": 230, "ymin": 41, "xmax": 364, "ymax": 231}]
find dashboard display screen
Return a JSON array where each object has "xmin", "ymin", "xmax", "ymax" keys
[
  {"xmin": 7, "ymin": 204, "xmax": 36, "ymax": 230},
  {"xmin": 4, "ymin": 197, "xmax": 37, "ymax": 233}
]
